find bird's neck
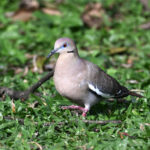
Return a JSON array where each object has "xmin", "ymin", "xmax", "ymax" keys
[{"xmin": 54, "ymin": 52, "xmax": 83, "ymax": 76}]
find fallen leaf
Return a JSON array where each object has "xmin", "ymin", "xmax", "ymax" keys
[
  {"xmin": 145, "ymin": 123, "xmax": 150, "ymax": 126},
  {"xmin": 5, "ymin": 12, "xmax": 15, "ymax": 18},
  {"xmin": 121, "ymin": 64, "xmax": 132, "ymax": 68},
  {"xmin": 109, "ymin": 47, "xmax": 127, "ymax": 55},
  {"xmin": 12, "ymin": 10, "xmax": 33, "ymax": 22},
  {"xmin": 29, "ymin": 141, "xmax": 43, "ymax": 150},
  {"xmin": 81, "ymin": 2, "xmax": 105, "ymax": 29},
  {"xmin": 28, "ymin": 101, "xmax": 39, "ymax": 108},
  {"xmin": 140, "ymin": 123, "xmax": 150, "ymax": 131},
  {"xmin": 140, "ymin": 22, "xmax": 150, "ymax": 30},
  {"xmin": 130, "ymin": 89, "xmax": 145, "ymax": 93},
  {"xmin": 118, "ymin": 132, "xmax": 135, "ymax": 139},
  {"xmin": 23, "ymin": 79, "xmax": 28, "ymax": 83},
  {"xmin": 11, "ymin": 100, "xmax": 16, "ymax": 113},
  {"xmin": 23, "ymin": 66, "xmax": 29, "ymax": 76},
  {"xmin": 15, "ymin": 68, "xmax": 24, "ymax": 74},
  {"xmin": 140, "ymin": 124, "xmax": 145, "ymax": 131},
  {"xmin": 6, "ymin": 0, "xmax": 61, "ymax": 22},
  {"xmin": 25, "ymin": 53, "xmax": 34, "ymax": 59},
  {"xmin": 6, "ymin": 0, "xmax": 39, "ymax": 22},
  {"xmin": 32, "ymin": 55, "xmax": 47, "ymax": 73},
  {"xmin": 127, "ymin": 80, "xmax": 139, "ymax": 84},
  {"xmin": 139, "ymin": 0, "xmax": 150, "ymax": 11},
  {"xmin": 118, "ymin": 132, "xmax": 124, "ymax": 139},
  {"xmin": 17, "ymin": 132, "xmax": 22, "ymax": 138},
  {"xmin": 19, "ymin": 0, "xmax": 39, "ymax": 11},
  {"xmin": 127, "ymin": 58, "xmax": 133, "ymax": 65},
  {"xmin": 42, "ymin": 8, "xmax": 61, "ymax": 16}
]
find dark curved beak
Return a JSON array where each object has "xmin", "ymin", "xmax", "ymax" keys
[{"xmin": 47, "ymin": 48, "xmax": 59, "ymax": 58}]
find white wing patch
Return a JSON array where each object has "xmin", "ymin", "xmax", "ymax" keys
[
  {"xmin": 117, "ymin": 89, "xmax": 121, "ymax": 95},
  {"xmin": 88, "ymin": 83, "xmax": 112, "ymax": 98}
]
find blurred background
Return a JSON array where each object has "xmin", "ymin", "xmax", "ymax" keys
[
  {"xmin": 0, "ymin": 0, "xmax": 150, "ymax": 149},
  {"xmin": 0, "ymin": 0, "xmax": 150, "ymax": 99},
  {"xmin": 0, "ymin": 0, "xmax": 150, "ymax": 85}
]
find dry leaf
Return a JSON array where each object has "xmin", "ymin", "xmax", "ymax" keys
[
  {"xmin": 118, "ymin": 132, "xmax": 130, "ymax": 139},
  {"xmin": 127, "ymin": 80, "xmax": 139, "ymax": 84},
  {"xmin": 5, "ymin": 12, "xmax": 15, "ymax": 18},
  {"xmin": 17, "ymin": 132, "xmax": 22, "ymax": 138},
  {"xmin": 140, "ymin": 123, "xmax": 150, "ymax": 131},
  {"xmin": 25, "ymin": 53, "xmax": 34, "ymax": 59},
  {"xmin": 121, "ymin": 56, "xmax": 134, "ymax": 68},
  {"xmin": 28, "ymin": 101, "xmax": 39, "ymax": 108},
  {"xmin": 41, "ymin": 1, "xmax": 61, "ymax": 16},
  {"xmin": 127, "ymin": 58, "xmax": 133, "ymax": 65},
  {"xmin": 140, "ymin": 22, "xmax": 150, "ymax": 30},
  {"xmin": 6, "ymin": 0, "xmax": 39, "ymax": 22},
  {"xmin": 109, "ymin": 47, "xmax": 127, "ymax": 55},
  {"xmin": 32, "ymin": 55, "xmax": 47, "ymax": 73},
  {"xmin": 19, "ymin": 0, "xmax": 39, "ymax": 11},
  {"xmin": 11, "ymin": 100, "xmax": 16, "ymax": 113},
  {"xmin": 42, "ymin": 8, "xmax": 61, "ymax": 16},
  {"xmin": 139, "ymin": 0, "xmax": 150, "ymax": 11},
  {"xmin": 23, "ymin": 79, "xmax": 28, "ymax": 83},
  {"xmin": 81, "ymin": 3, "xmax": 105, "ymax": 29},
  {"xmin": 12, "ymin": 10, "xmax": 33, "ymax": 22},
  {"xmin": 140, "ymin": 124, "xmax": 145, "ymax": 131},
  {"xmin": 15, "ymin": 68, "xmax": 24, "ymax": 74},
  {"xmin": 23, "ymin": 66, "xmax": 29, "ymax": 76},
  {"xmin": 121, "ymin": 64, "xmax": 132, "ymax": 68},
  {"xmin": 6, "ymin": 0, "xmax": 61, "ymax": 22},
  {"xmin": 29, "ymin": 141, "xmax": 43, "ymax": 150},
  {"xmin": 130, "ymin": 89, "xmax": 145, "ymax": 93},
  {"xmin": 145, "ymin": 123, "xmax": 150, "ymax": 126}
]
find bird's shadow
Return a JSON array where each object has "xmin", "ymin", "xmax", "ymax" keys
[
  {"xmin": 89, "ymin": 98, "xmax": 132, "ymax": 117},
  {"xmin": 59, "ymin": 96, "xmax": 139, "ymax": 117}
]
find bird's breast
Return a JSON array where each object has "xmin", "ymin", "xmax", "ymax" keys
[
  {"xmin": 53, "ymin": 57, "xmax": 88, "ymax": 103},
  {"xmin": 54, "ymin": 71, "xmax": 87, "ymax": 98}
]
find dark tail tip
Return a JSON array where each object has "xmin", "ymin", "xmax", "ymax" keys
[{"xmin": 129, "ymin": 91, "xmax": 144, "ymax": 98}]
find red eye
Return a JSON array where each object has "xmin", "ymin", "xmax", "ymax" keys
[{"xmin": 63, "ymin": 43, "xmax": 67, "ymax": 47}]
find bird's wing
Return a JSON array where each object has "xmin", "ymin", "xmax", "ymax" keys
[{"xmin": 86, "ymin": 61, "xmax": 129, "ymax": 98}]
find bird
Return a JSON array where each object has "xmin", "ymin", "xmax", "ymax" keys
[{"xmin": 47, "ymin": 37, "xmax": 143, "ymax": 117}]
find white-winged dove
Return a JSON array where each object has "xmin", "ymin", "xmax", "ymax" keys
[{"xmin": 47, "ymin": 38, "xmax": 143, "ymax": 117}]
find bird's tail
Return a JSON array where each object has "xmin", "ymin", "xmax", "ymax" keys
[{"xmin": 129, "ymin": 91, "xmax": 144, "ymax": 98}]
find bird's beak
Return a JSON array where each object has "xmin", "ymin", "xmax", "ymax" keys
[{"xmin": 47, "ymin": 48, "xmax": 59, "ymax": 58}]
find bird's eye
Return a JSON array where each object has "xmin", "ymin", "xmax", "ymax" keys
[{"xmin": 63, "ymin": 43, "xmax": 67, "ymax": 47}]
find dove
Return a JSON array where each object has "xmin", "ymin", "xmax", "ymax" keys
[{"xmin": 47, "ymin": 38, "xmax": 143, "ymax": 117}]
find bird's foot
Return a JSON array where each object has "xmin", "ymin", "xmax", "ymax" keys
[
  {"xmin": 81, "ymin": 109, "xmax": 88, "ymax": 117},
  {"xmin": 61, "ymin": 105, "xmax": 88, "ymax": 117}
]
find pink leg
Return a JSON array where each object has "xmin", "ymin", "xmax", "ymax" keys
[
  {"xmin": 81, "ymin": 109, "xmax": 88, "ymax": 117},
  {"xmin": 61, "ymin": 105, "xmax": 88, "ymax": 117}
]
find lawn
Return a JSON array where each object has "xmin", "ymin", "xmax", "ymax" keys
[{"xmin": 0, "ymin": 0, "xmax": 150, "ymax": 149}]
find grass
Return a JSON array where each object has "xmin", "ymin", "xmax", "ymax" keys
[{"xmin": 0, "ymin": 0, "xmax": 150, "ymax": 149}]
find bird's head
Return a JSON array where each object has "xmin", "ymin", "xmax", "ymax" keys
[{"xmin": 47, "ymin": 38, "xmax": 77, "ymax": 58}]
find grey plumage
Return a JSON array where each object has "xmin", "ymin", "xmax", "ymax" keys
[{"xmin": 47, "ymin": 37, "xmax": 143, "ymax": 116}]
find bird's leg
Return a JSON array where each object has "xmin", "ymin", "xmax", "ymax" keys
[
  {"xmin": 81, "ymin": 109, "xmax": 88, "ymax": 117},
  {"xmin": 61, "ymin": 105, "xmax": 89, "ymax": 117}
]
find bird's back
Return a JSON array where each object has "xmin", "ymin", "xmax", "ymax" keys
[{"xmin": 85, "ymin": 60, "xmax": 129, "ymax": 98}]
